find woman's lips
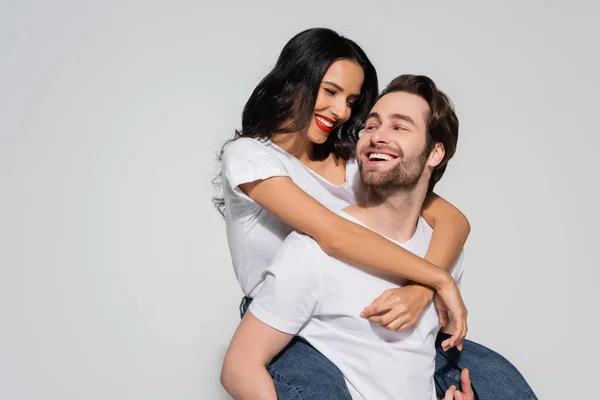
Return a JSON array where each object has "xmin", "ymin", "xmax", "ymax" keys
[{"xmin": 315, "ymin": 114, "xmax": 335, "ymax": 133}]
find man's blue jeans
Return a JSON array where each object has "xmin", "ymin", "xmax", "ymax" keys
[{"xmin": 240, "ymin": 297, "xmax": 537, "ymax": 399}]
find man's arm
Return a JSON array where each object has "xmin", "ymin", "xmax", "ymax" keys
[{"xmin": 221, "ymin": 311, "xmax": 294, "ymax": 400}]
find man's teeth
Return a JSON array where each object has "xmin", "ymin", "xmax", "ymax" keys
[
  {"xmin": 316, "ymin": 116, "xmax": 334, "ymax": 128},
  {"xmin": 369, "ymin": 153, "xmax": 394, "ymax": 161}
]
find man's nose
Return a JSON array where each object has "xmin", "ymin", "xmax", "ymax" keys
[{"xmin": 370, "ymin": 127, "xmax": 392, "ymax": 144}]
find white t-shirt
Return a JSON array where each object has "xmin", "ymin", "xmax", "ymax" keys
[
  {"xmin": 249, "ymin": 212, "xmax": 464, "ymax": 400},
  {"xmin": 221, "ymin": 137, "xmax": 364, "ymax": 296}
]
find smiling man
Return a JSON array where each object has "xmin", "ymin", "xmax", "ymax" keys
[{"xmin": 221, "ymin": 75, "xmax": 470, "ymax": 400}]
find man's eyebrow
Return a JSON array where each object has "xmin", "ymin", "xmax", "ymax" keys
[
  {"xmin": 323, "ymin": 81, "xmax": 360, "ymax": 98},
  {"xmin": 390, "ymin": 113, "xmax": 416, "ymax": 125},
  {"xmin": 366, "ymin": 112, "xmax": 382, "ymax": 123}
]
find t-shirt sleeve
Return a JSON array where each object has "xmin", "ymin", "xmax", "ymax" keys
[
  {"xmin": 221, "ymin": 138, "xmax": 290, "ymax": 195},
  {"xmin": 248, "ymin": 233, "xmax": 321, "ymax": 335}
]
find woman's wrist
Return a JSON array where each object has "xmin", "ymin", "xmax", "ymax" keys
[{"xmin": 432, "ymin": 270, "xmax": 453, "ymax": 292}]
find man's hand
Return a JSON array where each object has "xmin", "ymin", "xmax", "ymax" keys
[
  {"xmin": 443, "ymin": 369, "xmax": 473, "ymax": 400},
  {"xmin": 360, "ymin": 285, "xmax": 434, "ymax": 331}
]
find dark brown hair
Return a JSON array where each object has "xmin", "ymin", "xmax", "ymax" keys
[
  {"xmin": 379, "ymin": 74, "xmax": 459, "ymax": 193},
  {"xmin": 212, "ymin": 28, "xmax": 379, "ymax": 216}
]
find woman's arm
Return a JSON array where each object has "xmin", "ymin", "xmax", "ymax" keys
[
  {"xmin": 239, "ymin": 176, "xmax": 467, "ymax": 350},
  {"xmin": 398, "ymin": 193, "xmax": 470, "ymax": 300},
  {"xmin": 421, "ymin": 193, "xmax": 471, "ymax": 272},
  {"xmin": 361, "ymin": 193, "xmax": 470, "ymax": 341},
  {"xmin": 240, "ymin": 177, "xmax": 450, "ymax": 288}
]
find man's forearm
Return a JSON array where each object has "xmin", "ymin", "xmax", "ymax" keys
[{"xmin": 222, "ymin": 364, "xmax": 278, "ymax": 400}]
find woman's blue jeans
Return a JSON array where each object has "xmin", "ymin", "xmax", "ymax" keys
[{"xmin": 239, "ymin": 296, "xmax": 537, "ymax": 399}]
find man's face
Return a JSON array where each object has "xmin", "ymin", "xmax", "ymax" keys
[{"xmin": 356, "ymin": 91, "xmax": 436, "ymax": 191}]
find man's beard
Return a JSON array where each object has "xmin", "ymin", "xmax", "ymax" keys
[{"xmin": 359, "ymin": 147, "xmax": 429, "ymax": 192}]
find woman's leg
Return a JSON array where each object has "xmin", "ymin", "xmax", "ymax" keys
[
  {"xmin": 268, "ymin": 338, "xmax": 352, "ymax": 400},
  {"xmin": 434, "ymin": 332, "xmax": 537, "ymax": 400}
]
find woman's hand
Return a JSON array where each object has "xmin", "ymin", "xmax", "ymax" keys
[
  {"xmin": 435, "ymin": 276, "xmax": 468, "ymax": 351},
  {"xmin": 360, "ymin": 285, "xmax": 434, "ymax": 331}
]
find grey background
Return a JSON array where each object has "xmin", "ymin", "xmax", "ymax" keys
[{"xmin": 1, "ymin": 0, "xmax": 598, "ymax": 399}]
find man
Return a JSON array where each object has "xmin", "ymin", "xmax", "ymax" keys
[{"xmin": 221, "ymin": 75, "xmax": 472, "ymax": 400}]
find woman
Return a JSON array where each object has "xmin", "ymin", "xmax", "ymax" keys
[{"xmin": 215, "ymin": 28, "xmax": 536, "ymax": 400}]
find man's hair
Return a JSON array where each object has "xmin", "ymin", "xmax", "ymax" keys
[{"xmin": 379, "ymin": 74, "xmax": 459, "ymax": 193}]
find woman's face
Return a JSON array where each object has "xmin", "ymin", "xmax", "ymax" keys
[{"xmin": 303, "ymin": 59, "xmax": 364, "ymax": 145}]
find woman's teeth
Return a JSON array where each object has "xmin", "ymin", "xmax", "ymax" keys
[
  {"xmin": 316, "ymin": 116, "xmax": 334, "ymax": 128},
  {"xmin": 369, "ymin": 153, "xmax": 394, "ymax": 161}
]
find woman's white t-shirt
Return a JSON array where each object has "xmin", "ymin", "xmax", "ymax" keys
[{"xmin": 221, "ymin": 137, "xmax": 364, "ymax": 297}]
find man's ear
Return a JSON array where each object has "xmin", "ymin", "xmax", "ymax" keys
[{"xmin": 428, "ymin": 142, "xmax": 445, "ymax": 168}]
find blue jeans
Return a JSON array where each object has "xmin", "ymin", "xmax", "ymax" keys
[{"xmin": 240, "ymin": 297, "xmax": 537, "ymax": 399}]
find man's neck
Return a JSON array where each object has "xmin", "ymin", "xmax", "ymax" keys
[{"xmin": 345, "ymin": 180, "xmax": 429, "ymax": 244}]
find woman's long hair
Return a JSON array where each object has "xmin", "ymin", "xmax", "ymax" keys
[{"xmin": 213, "ymin": 28, "xmax": 378, "ymax": 215}]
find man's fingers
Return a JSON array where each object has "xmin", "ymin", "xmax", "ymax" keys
[
  {"xmin": 460, "ymin": 369, "xmax": 473, "ymax": 396},
  {"xmin": 444, "ymin": 385, "xmax": 457, "ymax": 400},
  {"xmin": 454, "ymin": 391, "xmax": 465, "ymax": 400}
]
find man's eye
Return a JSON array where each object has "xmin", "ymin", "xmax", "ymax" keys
[
  {"xmin": 366, "ymin": 125, "xmax": 378, "ymax": 130},
  {"xmin": 394, "ymin": 125, "xmax": 408, "ymax": 131}
]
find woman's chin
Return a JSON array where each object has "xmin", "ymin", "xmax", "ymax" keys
[{"xmin": 309, "ymin": 130, "xmax": 331, "ymax": 144}]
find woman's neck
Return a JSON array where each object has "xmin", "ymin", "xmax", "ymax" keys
[{"xmin": 271, "ymin": 131, "xmax": 314, "ymax": 163}]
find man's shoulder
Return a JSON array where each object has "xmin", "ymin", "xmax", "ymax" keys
[{"xmin": 274, "ymin": 231, "xmax": 329, "ymax": 266}]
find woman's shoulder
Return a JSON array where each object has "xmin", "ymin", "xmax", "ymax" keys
[
  {"xmin": 223, "ymin": 137, "xmax": 269, "ymax": 155},
  {"xmin": 221, "ymin": 138, "xmax": 280, "ymax": 166}
]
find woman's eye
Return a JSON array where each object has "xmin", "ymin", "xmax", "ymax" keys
[
  {"xmin": 347, "ymin": 100, "xmax": 355, "ymax": 108},
  {"xmin": 325, "ymin": 88, "xmax": 336, "ymax": 96}
]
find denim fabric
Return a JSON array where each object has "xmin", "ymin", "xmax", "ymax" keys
[
  {"xmin": 434, "ymin": 332, "xmax": 537, "ymax": 399},
  {"xmin": 240, "ymin": 296, "xmax": 537, "ymax": 400},
  {"xmin": 268, "ymin": 338, "xmax": 353, "ymax": 400}
]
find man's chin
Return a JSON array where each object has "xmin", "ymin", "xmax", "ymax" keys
[{"xmin": 360, "ymin": 175, "xmax": 393, "ymax": 189}]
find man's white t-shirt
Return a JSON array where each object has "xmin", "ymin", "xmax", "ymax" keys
[
  {"xmin": 249, "ymin": 212, "xmax": 464, "ymax": 400},
  {"xmin": 221, "ymin": 137, "xmax": 364, "ymax": 297}
]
